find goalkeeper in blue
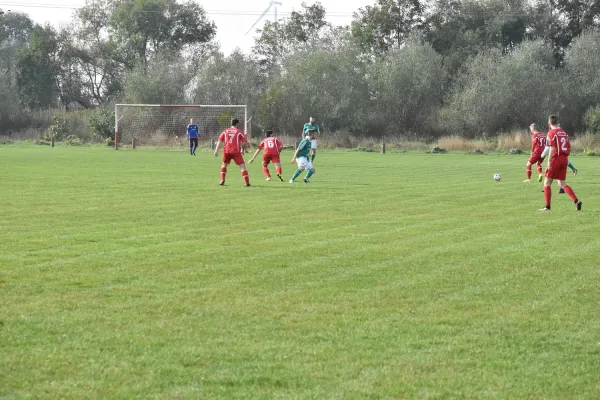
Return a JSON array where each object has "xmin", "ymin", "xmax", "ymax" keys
[
  {"xmin": 186, "ymin": 118, "xmax": 199, "ymax": 155},
  {"xmin": 289, "ymin": 130, "xmax": 316, "ymax": 183},
  {"xmin": 302, "ymin": 116, "xmax": 320, "ymax": 163}
]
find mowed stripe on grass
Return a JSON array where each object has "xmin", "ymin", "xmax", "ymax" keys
[{"xmin": 1, "ymin": 146, "xmax": 599, "ymax": 399}]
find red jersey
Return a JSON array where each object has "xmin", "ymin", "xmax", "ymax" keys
[
  {"xmin": 218, "ymin": 127, "xmax": 247, "ymax": 154},
  {"xmin": 547, "ymin": 128, "xmax": 570, "ymax": 158},
  {"xmin": 258, "ymin": 137, "xmax": 283, "ymax": 156},
  {"xmin": 531, "ymin": 131, "xmax": 546, "ymax": 154}
]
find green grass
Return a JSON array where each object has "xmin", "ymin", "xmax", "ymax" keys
[{"xmin": 1, "ymin": 146, "xmax": 600, "ymax": 399}]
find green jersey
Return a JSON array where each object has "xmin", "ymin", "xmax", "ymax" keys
[
  {"xmin": 303, "ymin": 122, "xmax": 320, "ymax": 136},
  {"xmin": 296, "ymin": 138, "xmax": 312, "ymax": 158}
]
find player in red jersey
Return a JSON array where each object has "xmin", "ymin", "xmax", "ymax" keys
[
  {"xmin": 524, "ymin": 123, "xmax": 546, "ymax": 182},
  {"xmin": 248, "ymin": 130, "xmax": 284, "ymax": 181},
  {"xmin": 539, "ymin": 115, "xmax": 582, "ymax": 211},
  {"xmin": 213, "ymin": 118, "xmax": 251, "ymax": 187}
]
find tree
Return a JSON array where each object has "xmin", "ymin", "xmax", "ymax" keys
[
  {"xmin": 442, "ymin": 40, "xmax": 564, "ymax": 137},
  {"xmin": 15, "ymin": 25, "xmax": 62, "ymax": 109},
  {"xmin": 252, "ymin": 2, "xmax": 345, "ymax": 71},
  {"xmin": 351, "ymin": 0, "xmax": 425, "ymax": 55},
  {"xmin": 193, "ymin": 50, "xmax": 265, "ymax": 107},
  {"xmin": 368, "ymin": 40, "xmax": 446, "ymax": 135},
  {"xmin": 425, "ymin": 0, "xmax": 530, "ymax": 74},
  {"xmin": 0, "ymin": 10, "xmax": 34, "ymax": 70},
  {"xmin": 70, "ymin": 0, "xmax": 123, "ymax": 105},
  {"xmin": 257, "ymin": 45, "xmax": 370, "ymax": 135},
  {"xmin": 122, "ymin": 50, "xmax": 193, "ymax": 104},
  {"xmin": 109, "ymin": 0, "xmax": 216, "ymax": 68},
  {"xmin": 527, "ymin": 0, "xmax": 600, "ymax": 64},
  {"xmin": 563, "ymin": 29, "xmax": 600, "ymax": 131}
]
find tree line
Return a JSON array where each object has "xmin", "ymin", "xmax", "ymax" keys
[{"xmin": 1, "ymin": 0, "xmax": 600, "ymax": 141}]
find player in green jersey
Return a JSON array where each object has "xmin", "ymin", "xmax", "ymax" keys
[
  {"xmin": 290, "ymin": 130, "xmax": 316, "ymax": 183},
  {"xmin": 302, "ymin": 117, "xmax": 320, "ymax": 163}
]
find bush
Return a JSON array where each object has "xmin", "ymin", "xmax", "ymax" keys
[
  {"xmin": 88, "ymin": 108, "xmax": 114, "ymax": 141},
  {"xmin": 584, "ymin": 105, "xmax": 600, "ymax": 134},
  {"xmin": 442, "ymin": 41, "xmax": 563, "ymax": 137}
]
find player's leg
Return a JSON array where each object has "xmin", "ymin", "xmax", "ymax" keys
[
  {"xmin": 304, "ymin": 165, "xmax": 315, "ymax": 183},
  {"xmin": 525, "ymin": 161, "xmax": 532, "ymax": 182},
  {"xmin": 568, "ymin": 162, "xmax": 577, "ymax": 175},
  {"xmin": 558, "ymin": 170, "xmax": 581, "ymax": 210},
  {"xmin": 310, "ymin": 139, "xmax": 317, "ymax": 163},
  {"xmin": 189, "ymin": 139, "xmax": 194, "ymax": 155},
  {"xmin": 262, "ymin": 156, "xmax": 271, "ymax": 180},
  {"xmin": 274, "ymin": 162, "xmax": 283, "ymax": 181},
  {"xmin": 235, "ymin": 155, "xmax": 251, "ymax": 186},
  {"xmin": 290, "ymin": 158, "xmax": 306, "ymax": 182},
  {"xmin": 536, "ymin": 159, "xmax": 544, "ymax": 181},
  {"xmin": 192, "ymin": 138, "xmax": 198, "ymax": 155},
  {"xmin": 220, "ymin": 162, "xmax": 228, "ymax": 185},
  {"xmin": 541, "ymin": 176, "xmax": 553, "ymax": 211}
]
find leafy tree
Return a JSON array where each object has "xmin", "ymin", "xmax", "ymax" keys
[
  {"xmin": 563, "ymin": 29, "xmax": 600, "ymax": 130},
  {"xmin": 257, "ymin": 45, "xmax": 370, "ymax": 135},
  {"xmin": 193, "ymin": 50, "xmax": 265, "ymax": 107},
  {"xmin": 15, "ymin": 25, "xmax": 62, "ymax": 109},
  {"xmin": 252, "ymin": 2, "xmax": 344, "ymax": 71},
  {"xmin": 351, "ymin": 0, "xmax": 425, "ymax": 55},
  {"xmin": 0, "ymin": 10, "xmax": 34, "ymax": 69},
  {"xmin": 368, "ymin": 39, "xmax": 446, "ymax": 135},
  {"xmin": 442, "ymin": 40, "xmax": 563, "ymax": 137},
  {"xmin": 122, "ymin": 50, "xmax": 192, "ymax": 104},
  {"xmin": 109, "ymin": 0, "xmax": 216, "ymax": 68},
  {"xmin": 70, "ymin": 0, "xmax": 123, "ymax": 105},
  {"xmin": 425, "ymin": 0, "xmax": 530, "ymax": 74}
]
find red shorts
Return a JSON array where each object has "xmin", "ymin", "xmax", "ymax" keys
[
  {"xmin": 222, "ymin": 152, "xmax": 245, "ymax": 166},
  {"xmin": 528, "ymin": 152, "xmax": 545, "ymax": 164},
  {"xmin": 545, "ymin": 156, "xmax": 568, "ymax": 181},
  {"xmin": 262, "ymin": 154, "xmax": 280, "ymax": 164}
]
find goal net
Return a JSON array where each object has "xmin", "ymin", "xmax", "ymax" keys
[{"xmin": 114, "ymin": 104, "xmax": 248, "ymax": 149}]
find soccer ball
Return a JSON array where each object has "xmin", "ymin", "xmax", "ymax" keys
[{"xmin": 493, "ymin": 173, "xmax": 502, "ymax": 181}]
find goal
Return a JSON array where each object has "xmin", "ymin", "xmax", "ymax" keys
[{"xmin": 114, "ymin": 104, "xmax": 249, "ymax": 149}]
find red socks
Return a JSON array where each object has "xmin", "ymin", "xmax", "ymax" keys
[
  {"xmin": 242, "ymin": 170, "xmax": 250, "ymax": 185},
  {"xmin": 536, "ymin": 163, "xmax": 543, "ymax": 174},
  {"xmin": 526, "ymin": 165, "xmax": 532, "ymax": 179},
  {"xmin": 263, "ymin": 166, "xmax": 271, "ymax": 178},
  {"xmin": 220, "ymin": 167, "xmax": 227, "ymax": 181},
  {"xmin": 276, "ymin": 166, "xmax": 282, "ymax": 175},
  {"xmin": 563, "ymin": 185, "xmax": 578, "ymax": 202},
  {"xmin": 544, "ymin": 186, "xmax": 551, "ymax": 208}
]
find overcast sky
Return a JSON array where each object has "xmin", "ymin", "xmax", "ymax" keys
[{"xmin": 2, "ymin": 0, "xmax": 374, "ymax": 54}]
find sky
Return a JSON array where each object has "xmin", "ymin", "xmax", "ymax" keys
[{"xmin": 0, "ymin": 0, "xmax": 374, "ymax": 54}]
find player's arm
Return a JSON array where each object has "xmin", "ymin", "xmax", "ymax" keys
[
  {"xmin": 291, "ymin": 142, "xmax": 302, "ymax": 163},
  {"xmin": 214, "ymin": 136, "xmax": 223, "ymax": 157},
  {"xmin": 249, "ymin": 145, "xmax": 262, "ymax": 163},
  {"xmin": 531, "ymin": 136, "xmax": 535, "ymax": 153},
  {"xmin": 545, "ymin": 142, "xmax": 555, "ymax": 170},
  {"xmin": 186, "ymin": 125, "xmax": 190, "ymax": 140},
  {"xmin": 540, "ymin": 138, "xmax": 551, "ymax": 158}
]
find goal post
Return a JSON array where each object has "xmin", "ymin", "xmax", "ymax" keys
[{"xmin": 114, "ymin": 104, "xmax": 249, "ymax": 149}]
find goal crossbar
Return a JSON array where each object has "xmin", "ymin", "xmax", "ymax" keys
[{"xmin": 114, "ymin": 104, "xmax": 249, "ymax": 149}]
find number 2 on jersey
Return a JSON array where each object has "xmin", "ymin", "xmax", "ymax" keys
[{"xmin": 559, "ymin": 137, "xmax": 568, "ymax": 152}]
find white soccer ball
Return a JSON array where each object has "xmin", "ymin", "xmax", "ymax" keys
[{"xmin": 493, "ymin": 173, "xmax": 502, "ymax": 181}]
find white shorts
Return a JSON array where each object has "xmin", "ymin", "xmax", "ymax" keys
[
  {"xmin": 310, "ymin": 139, "xmax": 317, "ymax": 149},
  {"xmin": 296, "ymin": 156, "xmax": 313, "ymax": 170}
]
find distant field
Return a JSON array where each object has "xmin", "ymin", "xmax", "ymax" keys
[{"xmin": 1, "ymin": 146, "xmax": 600, "ymax": 399}]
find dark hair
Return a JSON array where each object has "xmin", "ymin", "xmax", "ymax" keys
[
  {"xmin": 231, "ymin": 118, "xmax": 239, "ymax": 126},
  {"xmin": 266, "ymin": 130, "xmax": 273, "ymax": 137},
  {"xmin": 548, "ymin": 115, "xmax": 558, "ymax": 125}
]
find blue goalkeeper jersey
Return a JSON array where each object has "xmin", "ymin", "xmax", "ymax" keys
[{"xmin": 187, "ymin": 124, "xmax": 199, "ymax": 138}]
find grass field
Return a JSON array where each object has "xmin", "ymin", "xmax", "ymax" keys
[{"xmin": 2, "ymin": 146, "xmax": 600, "ymax": 399}]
